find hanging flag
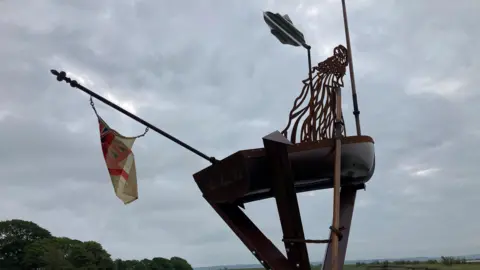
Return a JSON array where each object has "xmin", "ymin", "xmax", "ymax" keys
[{"xmin": 98, "ymin": 117, "xmax": 139, "ymax": 204}]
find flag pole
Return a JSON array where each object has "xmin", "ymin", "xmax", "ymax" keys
[{"xmin": 50, "ymin": 69, "xmax": 217, "ymax": 164}]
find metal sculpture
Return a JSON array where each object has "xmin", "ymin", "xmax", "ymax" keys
[
  {"xmin": 194, "ymin": 2, "xmax": 374, "ymax": 270},
  {"xmin": 49, "ymin": 1, "xmax": 373, "ymax": 269},
  {"xmin": 193, "ymin": 45, "xmax": 375, "ymax": 270}
]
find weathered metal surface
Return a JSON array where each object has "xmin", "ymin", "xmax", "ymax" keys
[
  {"xmin": 192, "ymin": 31, "xmax": 372, "ymax": 269},
  {"xmin": 194, "ymin": 136, "xmax": 374, "ymax": 204},
  {"xmin": 263, "ymin": 131, "xmax": 310, "ymax": 270},
  {"xmin": 194, "ymin": 153, "xmax": 250, "ymax": 203},
  {"xmin": 322, "ymin": 186, "xmax": 361, "ymax": 270},
  {"xmin": 281, "ymin": 45, "xmax": 349, "ymax": 143},
  {"xmin": 207, "ymin": 200, "xmax": 294, "ymax": 270},
  {"xmin": 331, "ymin": 85, "xmax": 344, "ymax": 270}
]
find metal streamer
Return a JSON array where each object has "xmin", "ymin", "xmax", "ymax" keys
[{"xmin": 281, "ymin": 45, "xmax": 349, "ymax": 143}]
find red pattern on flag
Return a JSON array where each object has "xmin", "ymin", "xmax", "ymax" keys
[{"xmin": 99, "ymin": 119, "xmax": 132, "ymax": 181}]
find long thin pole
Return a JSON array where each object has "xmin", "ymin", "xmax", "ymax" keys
[
  {"xmin": 50, "ymin": 69, "xmax": 217, "ymax": 164},
  {"xmin": 341, "ymin": 0, "xmax": 361, "ymax": 136},
  {"xmin": 332, "ymin": 87, "xmax": 343, "ymax": 270},
  {"xmin": 306, "ymin": 46, "xmax": 316, "ymax": 141}
]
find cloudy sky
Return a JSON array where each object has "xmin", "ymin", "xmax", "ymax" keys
[{"xmin": 1, "ymin": 0, "xmax": 480, "ymax": 267}]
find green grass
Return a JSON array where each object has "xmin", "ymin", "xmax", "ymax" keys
[
  {"xmin": 236, "ymin": 264, "xmax": 480, "ymax": 270},
  {"xmin": 362, "ymin": 264, "xmax": 478, "ymax": 270}
]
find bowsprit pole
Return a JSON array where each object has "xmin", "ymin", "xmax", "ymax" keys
[{"xmin": 50, "ymin": 69, "xmax": 217, "ymax": 164}]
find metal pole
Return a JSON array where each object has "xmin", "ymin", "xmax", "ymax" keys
[
  {"xmin": 332, "ymin": 87, "xmax": 343, "ymax": 270},
  {"xmin": 306, "ymin": 46, "xmax": 316, "ymax": 140},
  {"xmin": 341, "ymin": 0, "xmax": 361, "ymax": 136},
  {"xmin": 50, "ymin": 69, "xmax": 217, "ymax": 164}
]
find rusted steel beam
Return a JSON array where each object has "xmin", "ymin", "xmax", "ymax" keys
[
  {"xmin": 322, "ymin": 186, "xmax": 361, "ymax": 270},
  {"xmin": 207, "ymin": 200, "xmax": 294, "ymax": 270},
  {"xmin": 263, "ymin": 131, "xmax": 311, "ymax": 270},
  {"xmin": 330, "ymin": 83, "xmax": 345, "ymax": 270}
]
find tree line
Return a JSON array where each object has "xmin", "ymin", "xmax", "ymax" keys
[
  {"xmin": 354, "ymin": 256, "xmax": 469, "ymax": 267},
  {"xmin": 0, "ymin": 219, "xmax": 193, "ymax": 270}
]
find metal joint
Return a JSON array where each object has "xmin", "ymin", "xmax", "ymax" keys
[
  {"xmin": 329, "ymin": 226, "xmax": 345, "ymax": 241},
  {"xmin": 333, "ymin": 119, "xmax": 345, "ymax": 139}
]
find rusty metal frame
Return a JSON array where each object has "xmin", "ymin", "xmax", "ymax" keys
[
  {"xmin": 206, "ymin": 200, "xmax": 294, "ymax": 270},
  {"xmin": 201, "ymin": 40, "xmax": 367, "ymax": 269},
  {"xmin": 279, "ymin": 45, "xmax": 349, "ymax": 270},
  {"xmin": 263, "ymin": 132, "xmax": 311, "ymax": 270},
  {"xmin": 322, "ymin": 185, "xmax": 363, "ymax": 270},
  {"xmin": 207, "ymin": 185, "xmax": 364, "ymax": 270},
  {"xmin": 331, "ymin": 76, "xmax": 344, "ymax": 270}
]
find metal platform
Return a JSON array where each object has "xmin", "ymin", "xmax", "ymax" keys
[{"xmin": 194, "ymin": 135, "xmax": 375, "ymax": 204}]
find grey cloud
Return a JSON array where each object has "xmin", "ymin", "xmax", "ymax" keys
[{"xmin": 1, "ymin": 0, "xmax": 480, "ymax": 267}]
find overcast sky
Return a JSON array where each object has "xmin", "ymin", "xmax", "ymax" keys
[{"xmin": 1, "ymin": 0, "xmax": 480, "ymax": 267}]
